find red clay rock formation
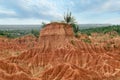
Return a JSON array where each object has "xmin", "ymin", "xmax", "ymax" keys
[
  {"xmin": 1, "ymin": 22, "xmax": 120, "ymax": 80},
  {"xmin": 0, "ymin": 35, "xmax": 38, "ymax": 59},
  {"xmin": 0, "ymin": 35, "xmax": 37, "ymax": 51},
  {"xmin": 7, "ymin": 23, "xmax": 75, "ymax": 65},
  {"xmin": 0, "ymin": 60, "xmax": 31, "ymax": 74},
  {"xmin": 40, "ymin": 63, "xmax": 101, "ymax": 80},
  {"xmin": 0, "ymin": 60, "xmax": 40, "ymax": 80}
]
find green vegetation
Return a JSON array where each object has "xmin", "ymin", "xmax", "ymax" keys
[
  {"xmin": 63, "ymin": 12, "xmax": 76, "ymax": 24},
  {"xmin": 0, "ymin": 25, "xmax": 41, "ymax": 38},
  {"xmin": 71, "ymin": 24, "xmax": 80, "ymax": 37},
  {"xmin": 0, "ymin": 30, "xmax": 28, "ymax": 38},
  {"xmin": 79, "ymin": 25, "xmax": 120, "ymax": 35},
  {"xmin": 0, "ymin": 29, "xmax": 40, "ymax": 38},
  {"xmin": 41, "ymin": 22, "xmax": 46, "ymax": 28},
  {"xmin": 63, "ymin": 11, "xmax": 80, "ymax": 37},
  {"xmin": 31, "ymin": 29, "xmax": 39, "ymax": 38},
  {"xmin": 0, "ymin": 25, "xmax": 120, "ymax": 38}
]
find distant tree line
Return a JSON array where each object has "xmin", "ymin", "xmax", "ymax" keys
[
  {"xmin": 79, "ymin": 25, "xmax": 120, "ymax": 35},
  {"xmin": 0, "ymin": 25, "xmax": 120, "ymax": 38},
  {"xmin": 0, "ymin": 29, "xmax": 40, "ymax": 38},
  {"xmin": 0, "ymin": 30, "xmax": 28, "ymax": 38}
]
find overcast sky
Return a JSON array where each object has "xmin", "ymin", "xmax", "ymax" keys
[{"xmin": 0, "ymin": 0, "xmax": 120, "ymax": 24}]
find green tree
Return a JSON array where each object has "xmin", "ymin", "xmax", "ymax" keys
[
  {"xmin": 63, "ymin": 11, "xmax": 80, "ymax": 37},
  {"xmin": 41, "ymin": 22, "xmax": 46, "ymax": 28},
  {"xmin": 31, "ymin": 29, "xmax": 39, "ymax": 38},
  {"xmin": 63, "ymin": 11, "xmax": 76, "ymax": 24}
]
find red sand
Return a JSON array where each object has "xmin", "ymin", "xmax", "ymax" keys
[{"xmin": 0, "ymin": 23, "xmax": 120, "ymax": 80}]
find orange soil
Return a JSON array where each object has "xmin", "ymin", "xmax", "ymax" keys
[
  {"xmin": 0, "ymin": 35, "xmax": 38, "ymax": 59},
  {"xmin": 0, "ymin": 22, "xmax": 120, "ymax": 80}
]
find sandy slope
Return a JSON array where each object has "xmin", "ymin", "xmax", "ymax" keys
[{"xmin": 0, "ymin": 23, "xmax": 120, "ymax": 80}]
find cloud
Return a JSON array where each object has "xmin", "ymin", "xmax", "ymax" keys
[
  {"xmin": 102, "ymin": 0, "xmax": 120, "ymax": 11},
  {"xmin": 0, "ymin": 0, "xmax": 62, "ymax": 20},
  {"xmin": 93, "ymin": 0, "xmax": 120, "ymax": 13},
  {"xmin": 0, "ymin": 7, "xmax": 17, "ymax": 17},
  {"xmin": 0, "ymin": 18, "xmax": 48, "ymax": 24},
  {"xmin": 0, "ymin": 0, "xmax": 120, "ymax": 24},
  {"xmin": 104, "ymin": 17, "xmax": 120, "ymax": 24}
]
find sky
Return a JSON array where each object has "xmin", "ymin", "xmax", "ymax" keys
[{"xmin": 0, "ymin": 0, "xmax": 120, "ymax": 24}]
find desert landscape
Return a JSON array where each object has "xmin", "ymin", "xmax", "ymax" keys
[
  {"xmin": 0, "ymin": 22, "xmax": 120, "ymax": 80},
  {"xmin": 0, "ymin": 0, "xmax": 120, "ymax": 80}
]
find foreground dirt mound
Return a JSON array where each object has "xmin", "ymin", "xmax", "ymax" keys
[
  {"xmin": 0, "ymin": 60, "xmax": 40, "ymax": 80},
  {"xmin": 1, "ymin": 22, "xmax": 120, "ymax": 80},
  {"xmin": 0, "ymin": 35, "xmax": 37, "ymax": 51},
  {"xmin": 39, "ymin": 63, "xmax": 101, "ymax": 80},
  {"xmin": 0, "ymin": 35, "xmax": 37, "ymax": 59}
]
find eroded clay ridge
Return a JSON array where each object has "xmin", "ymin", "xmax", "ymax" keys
[
  {"xmin": 0, "ymin": 35, "xmax": 37, "ymax": 51},
  {"xmin": 2, "ymin": 22, "xmax": 120, "ymax": 80},
  {"xmin": 0, "ymin": 60, "xmax": 40, "ymax": 80},
  {"xmin": 0, "ymin": 35, "xmax": 38, "ymax": 59}
]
